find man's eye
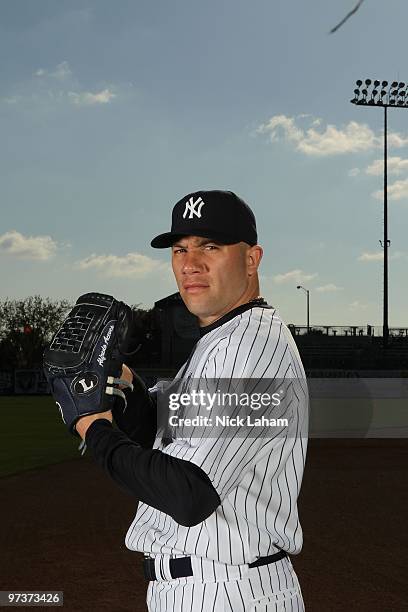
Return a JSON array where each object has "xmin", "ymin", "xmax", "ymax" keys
[
  {"xmin": 173, "ymin": 248, "xmax": 187, "ymax": 254},
  {"xmin": 204, "ymin": 244, "xmax": 218, "ymax": 251}
]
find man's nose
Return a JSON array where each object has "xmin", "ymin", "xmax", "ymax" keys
[{"xmin": 182, "ymin": 250, "xmax": 204, "ymax": 273}]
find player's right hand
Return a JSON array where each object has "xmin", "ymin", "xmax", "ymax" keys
[{"xmin": 119, "ymin": 364, "xmax": 134, "ymax": 389}]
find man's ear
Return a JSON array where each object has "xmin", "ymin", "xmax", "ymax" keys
[{"xmin": 247, "ymin": 245, "xmax": 263, "ymax": 275}]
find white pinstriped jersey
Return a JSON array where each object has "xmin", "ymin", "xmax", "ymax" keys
[{"xmin": 125, "ymin": 305, "xmax": 309, "ymax": 568}]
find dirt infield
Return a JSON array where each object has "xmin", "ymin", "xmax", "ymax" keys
[{"xmin": 1, "ymin": 439, "xmax": 407, "ymax": 611}]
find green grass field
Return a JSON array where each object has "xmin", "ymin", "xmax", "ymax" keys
[
  {"xmin": 1, "ymin": 394, "xmax": 407, "ymax": 478},
  {"xmin": 0, "ymin": 396, "xmax": 81, "ymax": 477}
]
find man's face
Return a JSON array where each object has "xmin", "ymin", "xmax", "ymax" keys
[{"xmin": 171, "ymin": 236, "xmax": 262, "ymax": 326}]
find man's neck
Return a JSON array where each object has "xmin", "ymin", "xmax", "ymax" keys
[{"xmin": 199, "ymin": 297, "xmax": 269, "ymax": 336}]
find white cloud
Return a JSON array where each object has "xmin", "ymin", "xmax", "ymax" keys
[
  {"xmin": 0, "ymin": 230, "xmax": 58, "ymax": 260},
  {"xmin": 68, "ymin": 88, "xmax": 116, "ymax": 106},
  {"xmin": 76, "ymin": 252, "xmax": 169, "ymax": 279},
  {"xmin": 257, "ymin": 115, "xmax": 304, "ymax": 145},
  {"xmin": 372, "ymin": 178, "xmax": 408, "ymax": 201},
  {"xmin": 3, "ymin": 96, "xmax": 20, "ymax": 105},
  {"xmin": 52, "ymin": 61, "xmax": 72, "ymax": 80},
  {"xmin": 298, "ymin": 122, "xmax": 377, "ymax": 156},
  {"xmin": 366, "ymin": 156, "xmax": 408, "ymax": 176},
  {"xmin": 34, "ymin": 61, "xmax": 72, "ymax": 81},
  {"xmin": 365, "ymin": 159, "xmax": 383, "ymax": 176},
  {"xmin": 358, "ymin": 250, "xmax": 405, "ymax": 262},
  {"xmin": 349, "ymin": 300, "xmax": 369, "ymax": 311},
  {"xmin": 358, "ymin": 251, "xmax": 383, "ymax": 262},
  {"xmin": 316, "ymin": 284, "xmax": 343, "ymax": 293},
  {"xmin": 348, "ymin": 167, "xmax": 360, "ymax": 177},
  {"xmin": 272, "ymin": 269, "xmax": 318, "ymax": 284},
  {"xmin": 3, "ymin": 63, "xmax": 118, "ymax": 110},
  {"xmin": 387, "ymin": 132, "xmax": 408, "ymax": 148},
  {"xmin": 256, "ymin": 114, "xmax": 408, "ymax": 157}
]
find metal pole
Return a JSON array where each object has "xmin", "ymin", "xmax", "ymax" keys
[
  {"xmin": 307, "ymin": 290, "xmax": 310, "ymax": 333},
  {"xmin": 350, "ymin": 78, "xmax": 407, "ymax": 349},
  {"xmin": 383, "ymin": 105, "xmax": 389, "ymax": 348},
  {"xmin": 296, "ymin": 285, "xmax": 310, "ymax": 333}
]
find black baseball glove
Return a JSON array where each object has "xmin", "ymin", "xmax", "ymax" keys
[{"xmin": 43, "ymin": 292, "xmax": 137, "ymax": 435}]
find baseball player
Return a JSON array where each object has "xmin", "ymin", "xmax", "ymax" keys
[{"xmin": 75, "ymin": 190, "xmax": 309, "ymax": 611}]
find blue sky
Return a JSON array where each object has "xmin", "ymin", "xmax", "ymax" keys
[{"xmin": 1, "ymin": 0, "xmax": 408, "ymax": 327}]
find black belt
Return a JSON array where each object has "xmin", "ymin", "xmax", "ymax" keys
[{"xmin": 142, "ymin": 550, "xmax": 287, "ymax": 581}]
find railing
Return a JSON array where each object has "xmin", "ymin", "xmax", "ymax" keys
[{"xmin": 287, "ymin": 325, "xmax": 408, "ymax": 338}]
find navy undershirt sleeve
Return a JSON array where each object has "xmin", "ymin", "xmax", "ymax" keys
[
  {"xmin": 85, "ymin": 419, "xmax": 221, "ymax": 527},
  {"xmin": 111, "ymin": 371, "xmax": 157, "ymax": 448}
]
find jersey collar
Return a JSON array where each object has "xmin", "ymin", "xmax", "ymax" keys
[{"xmin": 199, "ymin": 298, "xmax": 271, "ymax": 337}]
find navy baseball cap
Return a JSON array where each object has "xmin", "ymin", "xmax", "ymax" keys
[{"xmin": 151, "ymin": 190, "xmax": 258, "ymax": 248}]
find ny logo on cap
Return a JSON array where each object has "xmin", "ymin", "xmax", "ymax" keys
[{"xmin": 183, "ymin": 196, "xmax": 205, "ymax": 219}]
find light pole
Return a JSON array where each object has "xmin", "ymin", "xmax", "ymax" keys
[
  {"xmin": 297, "ymin": 285, "xmax": 310, "ymax": 333},
  {"xmin": 350, "ymin": 78, "xmax": 408, "ymax": 347}
]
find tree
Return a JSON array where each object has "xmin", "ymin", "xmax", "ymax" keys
[
  {"xmin": 0, "ymin": 296, "xmax": 161, "ymax": 369},
  {"xmin": 0, "ymin": 295, "xmax": 160, "ymax": 369},
  {"xmin": 0, "ymin": 296, "xmax": 72, "ymax": 368}
]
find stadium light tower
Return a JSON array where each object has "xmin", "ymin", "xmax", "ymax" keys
[
  {"xmin": 351, "ymin": 78, "xmax": 408, "ymax": 348},
  {"xmin": 297, "ymin": 285, "xmax": 310, "ymax": 333}
]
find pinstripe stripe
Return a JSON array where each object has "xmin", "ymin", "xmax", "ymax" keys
[
  {"xmin": 266, "ymin": 563, "xmax": 274, "ymax": 598},
  {"xmin": 189, "ymin": 582, "xmax": 195, "ymax": 612},
  {"xmin": 229, "ymin": 310, "xmax": 254, "ymax": 380}
]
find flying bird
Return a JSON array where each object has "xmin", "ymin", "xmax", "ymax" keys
[{"xmin": 330, "ymin": 0, "xmax": 365, "ymax": 34}]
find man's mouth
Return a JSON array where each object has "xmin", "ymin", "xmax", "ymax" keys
[{"xmin": 183, "ymin": 283, "xmax": 209, "ymax": 294}]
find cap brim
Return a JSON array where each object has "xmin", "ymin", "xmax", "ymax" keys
[{"xmin": 151, "ymin": 229, "xmax": 241, "ymax": 249}]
